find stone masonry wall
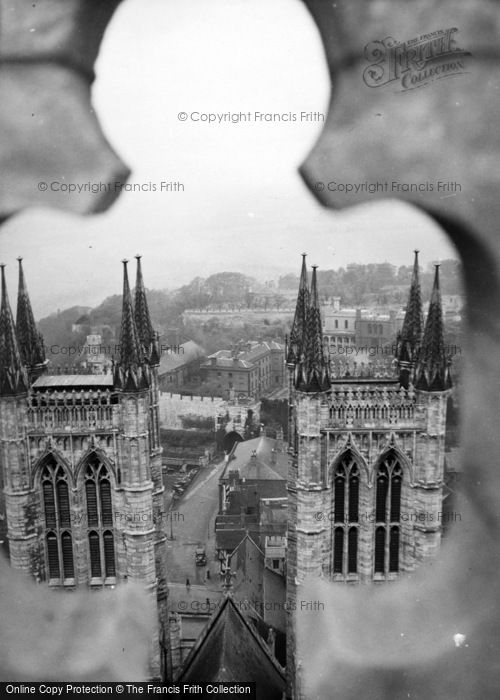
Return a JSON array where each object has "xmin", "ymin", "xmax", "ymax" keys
[{"xmin": 159, "ymin": 392, "xmax": 224, "ymax": 429}]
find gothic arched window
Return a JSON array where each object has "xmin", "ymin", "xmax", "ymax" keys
[
  {"xmin": 374, "ymin": 453, "xmax": 402, "ymax": 575},
  {"xmin": 41, "ymin": 459, "xmax": 74, "ymax": 582},
  {"xmin": 332, "ymin": 453, "xmax": 360, "ymax": 577},
  {"xmin": 84, "ymin": 457, "xmax": 116, "ymax": 581}
]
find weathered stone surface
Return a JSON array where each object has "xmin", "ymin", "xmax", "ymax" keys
[
  {"xmin": 0, "ymin": 0, "xmax": 128, "ymax": 220},
  {"xmin": 301, "ymin": 0, "xmax": 500, "ymax": 245},
  {"xmin": 297, "ymin": 1, "xmax": 500, "ymax": 698}
]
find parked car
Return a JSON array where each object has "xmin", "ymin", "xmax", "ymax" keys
[{"xmin": 195, "ymin": 547, "xmax": 207, "ymax": 566}]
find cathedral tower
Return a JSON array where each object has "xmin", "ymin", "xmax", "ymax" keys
[
  {"xmin": 0, "ymin": 257, "xmax": 168, "ymax": 680},
  {"xmin": 286, "ymin": 261, "xmax": 331, "ymax": 700},
  {"xmin": 286, "ymin": 254, "xmax": 452, "ymax": 698},
  {"xmin": 133, "ymin": 255, "xmax": 168, "ymax": 667},
  {"xmin": 0, "ymin": 264, "xmax": 31, "ymax": 569}
]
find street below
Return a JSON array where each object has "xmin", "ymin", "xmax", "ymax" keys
[{"xmin": 163, "ymin": 457, "xmax": 227, "ymax": 595}]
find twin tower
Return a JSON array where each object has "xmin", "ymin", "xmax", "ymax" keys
[
  {"xmin": 0, "ymin": 250, "xmax": 454, "ymax": 690},
  {"xmin": 0, "ymin": 257, "xmax": 167, "ymax": 679},
  {"xmin": 285, "ymin": 253, "xmax": 453, "ymax": 696}
]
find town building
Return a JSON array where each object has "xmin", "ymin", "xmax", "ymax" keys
[
  {"xmin": 215, "ymin": 436, "xmax": 288, "ymax": 560},
  {"xmin": 201, "ymin": 341, "xmax": 286, "ymax": 399},
  {"xmin": 259, "ymin": 497, "xmax": 287, "ymax": 575},
  {"xmin": 355, "ymin": 308, "xmax": 403, "ymax": 348},
  {"xmin": 322, "ymin": 303, "xmax": 405, "ymax": 352},
  {"xmin": 79, "ymin": 329, "xmax": 113, "ymax": 374},
  {"xmin": 322, "ymin": 303, "xmax": 357, "ymax": 350},
  {"xmin": 227, "ymin": 533, "xmax": 287, "ymax": 658},
  {"xmin": 157, "ymin": 339, "xmax": 206, "ymax": 391},
  {"xmin": 285, "ymin": 252, "xmax": 452, "ymax": 698},
  {"xmin": 0, "ymin": 256, "xmax": 168, "ymax": 679},
  {"xmin": 182, "ymin": 306, "xmax": 295, "ymax": 329}
]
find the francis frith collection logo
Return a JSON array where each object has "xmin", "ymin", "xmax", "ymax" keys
[{"xmin": 363, "ymin": 28, "xmax": 471, "ymax": 91}]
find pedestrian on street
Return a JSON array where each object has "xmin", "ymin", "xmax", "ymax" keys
[
  {"xmin": 206, "ymin": 570, "xmax": 210, "ymax": 580},
  {"xmin": 186, "ymin": 577, "xmax": 190, "ymax": 590}
]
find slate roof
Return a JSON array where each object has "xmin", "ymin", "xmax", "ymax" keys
[
  {"xmin": 177, "ymin": 596, "xmax": 286, "ymax": 699},
  {"xmin": 243, "ymin": 341, "xmax": 283, "ymax": 361},
  {"xmin": 202, "ymin": 342, "xmax": 284, "ymax": 371},
  {"xmin": 215, "ymin": 524, "xmax": 260, "ymax": 553},
  {"xmin": 203, "ymin": 352, "xmax": 253, "ymax": 369},
  {"xmin": 221, "ymin": 437, "xmax": 288, "ymax": 482},
  {"xmin": 229, "ymin": 531, "xmax": 265, "ymax": 563},
  {"xmin": 158, "ymin": 340, "xmax": 205, "ymax": 374},
  {"xmin": 32, "ymin": 374, "xmax": 114, "ymax": 388}
]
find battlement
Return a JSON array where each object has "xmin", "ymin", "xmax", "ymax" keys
[
  {"xmin": 325, "ymin": 383, "xmax": 418, "ymax": 430},
  {"xmin": 27, "ymin": 387, "xmax": 119, "ymax": 432}
]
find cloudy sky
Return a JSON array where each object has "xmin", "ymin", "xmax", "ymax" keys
[{"xmin": 0, "ymin": 0, "xmax": 457, "ymax": 317}]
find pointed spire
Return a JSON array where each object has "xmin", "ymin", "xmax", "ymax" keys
[
  {"xmin": 134, "ymin": 255, "xmax": 160, "ymax": 365},
  {"xmin": 296, "ymin": 266, "xmax": 330, "ymax": 393},
  {"xmin": 16, "ymin": 257, "xmax": 47, "ymax": 379},
  {"xmin": 114, "ymin": 260, "xmax": 149, "ymax": 391},
  {"xmin": 0, "ymin": 264, "xmax": 28, "ymax": 396},
  {"xmin": 287, "ymin": 254, "xmax": 309, "ymax": 365},
  {"xmin": 396, "ymin": 250, "xmax": 424, "ymax": 388},
  {"xmin": 415, "ymin": 265, "xmax": 452, "ymax": 391}
]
